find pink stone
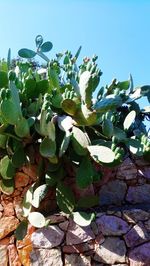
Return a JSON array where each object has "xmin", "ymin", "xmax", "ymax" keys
[
  {"xmin": 66, "ymin": 219, "xmax": 95, "ymax": 245},
  {"xmin": 0, "ymin": 216, "xmax": 19, "ymax": 240},
  {"xmin": 124, "ymin": 222, "xmax": 149, "ymax": 247},
  {"xmin": 96, "ymin": 215, "xmax": 130, "ymax": 236},
  {"xmin": 129, "ymin": 242, "xmax": 150, "ymax": 266},
  {"xmin": 117, "ymin": 158, "xmax": 137, "ymax": 180}
]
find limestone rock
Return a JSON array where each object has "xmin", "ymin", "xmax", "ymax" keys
[
  {"xmin": 3, "ymin": 202, "xmax": 14, "ymax": 217},
  {"xmin": 126, "ymin": 184, "xmax": 150, "ymax": 203},
  {"xmin": 30, "ymin": 248, "xmax": 63, "ymax": 266},
  {"xmin": 117, "ymin": 158, "xmax": 137, "ymax": 180},
  {"xmin": 124, "ymin": 222, "xmax": 150, "ymax": 247},
  {"xmin": 0, "ymin": 245, "xmax": 8, "ymax": 266},
  {"xmin": 64, "ymin": 254, "xmax": 91, "ymax": 266},
  {"xmin": 8, "ymin": 244, "xmax": 21, "ymax": 266},
  {"xmin": 96, "ymin": 215, "xmax": 130, "ymax": 236},
  {"xmin": 122, "ymin": 209, "xmax": 149, "ymax": 224},
  {"xmin": 18, "ymin": 244, "xmax": 32, "ymax": 266},
  {"xmin": 94, "ymin": 237, "xmax": 126, "ymax": 264},
  {"xmin": 99, "ymin": 180, "xmax": 127, "ymax": 206},
  {"xmin": 129, "ymin": 242, "xmax": 150, "ymax": 266},
  {"xmin": 66, "ymin": 219, "xmax": 95, "ymax": 245},
  {"xmin": 31, "ymin": 225, "xmax": 64, "ymax": 248},
  {"xmin": 0, "ymin": 216, "xmax": 19, "ymax": 240}
]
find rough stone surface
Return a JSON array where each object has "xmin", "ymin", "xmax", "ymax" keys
[
  {"xmin": 96, "ymin": 215, "xmax": 130, "ymax": 236},
  {"xmin": 99, "ymin": 180, "xmax": 127, "ymax": 206},
  {"xmin": 117, "ymin": 158, "xmax": 137, "ymax": 180},
  {"xmin": 138, "ymin": 167, "xmax": 150, "ymax": 179},
  {"xmin": 3, "ymin": 202, "xmax": 15, "ymax": 217},
  {"xmin": 0, "ymin": 245, "xmax": 8, "ymax": 266},
  {"xmin": 124, "ymin": 222, "xmax": 150, "ymax": 247},
  {"xmin": 122, "ymin": 209, "xmax": 149, "ymax": 223},
  {"xmin": 126, "ymin": 184, "xmax": 150, "ymax": 203},
  {"xmin": 8, "ymin": 244, "xmax": 21, "ymax": 266},
  {"xmin": 18, "ymin": 244, "xmax": 32, "ymax": 266},
  {"xmin": 0, "ymin": 216, "xmax": 19, "ymax": 240},
  {"xmin": 66, "ymin": 219, "xmax": 95, "ymax": 245},
  {"xmin": 94, "ymin": 237, "xmax": 126, "ymax": 264},
  {"xmin": 30, "ymin": 248, "xmax": 63, "ymax": 266},
  {"xmin": 31, "ymin": 225, "xmax": 64, "ymax": 248},
  {"xmin": 129, "ymin": 241, "xmax": 150, "ymax": 266},
  {"xmin": 65, "ymin": 254, "xmax": 91, "ymax": 266},
  {"xmin": 15, "ymin": 172, "xmax": 29, "ymax": 188}
]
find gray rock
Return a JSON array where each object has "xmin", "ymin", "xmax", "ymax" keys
[
  {"xmin": 31, "ymin": 225, "xmax": 64, "ymax": 248},
  {"xmin": 129, "ymin": 242, "xmax": 150, "ymax": 266},
  {"xmin": 65, "ymin": 254, "xmax": 91, "ymax": 266},
  {"xmin": 94, "ymin": 237, "xmax": 126, "ymax": 264},
  {"xmin": 66, "ymin": 219, "xmax": 95, "ymax": 245},
  {"xmin": 117, "ymin": 158, "xmax": 137, "ymax": 180},
  {"xmin": 124, "ymin": 222, "xmax": 150, "ymax": 247},
  {"xmin": 96, "ymin": 215, "xmax": 130, "ymax": 236},
  {"xmin": 126, "ymin": 184, "xmax": 150, "ymax": 203},
  {"xmin": 122, "ymin": 209, "xmax": 149, "ymax": 224},
  {"xmin": 138, "ymin": 167, "xmax": 150, "ymax": 179},
  {"xmin": 30, "ymin": 248, "xmax": 63, "ymax": 266},
  {"xmin": 99, "ymin": 180, "xmax": 127, "ymax": 206}
]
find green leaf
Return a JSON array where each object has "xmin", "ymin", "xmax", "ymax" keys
[
  {"xmin": 36, "ymin": 80, "xmax": 49, "ymax": 96},
  {"xmin": 0, "ymin": 134, "xmax": 7, "ymax": 149},
  {"xmin": 0, "ymin": 156, "xmax": 15, "ymax": 180},
  {"xmin": 10, "ymin": 81, "xmax": 22, "ymax": 116},
  {"xmin": 15, "ymin": 220, "xmax": 28, "ymax": 240},
  {"xmin": 25, "ymin": 79, "xmax": 37, "ymax": 98},
  {"xmin": 61, "ymin": 99, "xmax": 77, "ymax": 116},
  {"xmin": 0, "ymin": 178, "xmax": 14, "ymax": 195},
  {"xmin": 59, "ymin": 131, "xmax": 71, "ymax": 157},
  {"xmin": 1, "ymin": 99, "xmax": 20, "ymax": 125},
  {"xmin": 87, "ymin": 145, "xmax": 115, "ymax": 164},
  {"xmin": 22, "ymin": 185, "xmax": 34, "ymax": 217},
  {"xmin": 12, "ymin": 147, "xmax": 26, "ymax": 168},
  {"xmin": 113, "ymin": 127, "xmax": 127, "ymax": 141},
  {"xmin": 77, "ymin": 195, "xmax": 99, "ymax": 208},
  {"xmin": 15, "ymin": 118, "xmax": 30, "ymax": 138},
  {"xmin": 117, "ymin": 80, "xmax": 130, "ymax": 90},
  {"xmin": 93, "ymin": 95, "xmax": 122, "ymax": 113},
  {"xmin": 18, "ymin": 49, "xmax": 36, "ymax": 59},
  {"xmin": 56, "ymin": 182, "xmax": 75, "ymax": 214},
  {"xmin": 40, "ymin": 137, "xmax": 56, "ymax": 158},
  {"xmin": 32, "ymin": 184, "xmax": 48, "ymax": 208},
  {"xmin": 0, "ymin": 71, "xmax": 8, "ymax": 88},
  {"xmin": 79, "ymin": 70, "xmax": 93, "ymax": 107},
  {"xmin": 123, "ymin": 110, "xmax": 136, "ymax": 130},
  {"xmin": 102, "ymin": 119, "xmax": 114, "ymax": 138},
  {"xmin": 76, "ymin": 157, "xmax": 93, "ymax": 188},
  {"xmin": 58, "ymin": 115, "xmax": 73, "ymax": 132},
  {"xmin": 28, "ymin": 212, "xmax": 46, "ymax": 228},
  {"xmin": 45, "ymin": 167, "xmax": 65, "ymax": 186},
  {"xmin": 41, "ymin": 41, "xmax": 53, "ymax": 52},
  {"xmin": 72, "ymin": 126, "xmax": 90, "ymax": 155},
  {"xmin": 72, "ymin": 211, "xmax": 95, "ymax": 227},
  {"xmin": 126, "ymin": 139, "xmax": 144, "ymax": 156}
]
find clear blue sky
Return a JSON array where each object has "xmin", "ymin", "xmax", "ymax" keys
[{"xmin": 0, "ymin": 0, "xmax": 149, "ymax": 125}]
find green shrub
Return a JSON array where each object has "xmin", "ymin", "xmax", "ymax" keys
[{"xmin": 0, "ymin": 35, "xmax": 149, "ymax": 234}]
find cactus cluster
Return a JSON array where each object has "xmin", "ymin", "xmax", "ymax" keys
[{"xmin": 0, "ymin": 35, "xmax": 149, "ymax": 233}]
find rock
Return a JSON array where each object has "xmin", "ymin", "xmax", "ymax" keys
[
  {"xmin": 129, "ymin": 241, "xmax": 150, "ymax": 266},
  {"xmin": 96, "ymin": 215, "xmax": 130, "ymax": 236},
  {"xmin": 0, "ymin": 245, "xmax": 8, "ymax": 266},
  {"xmin": 15, "ymin": 172, "xmax": 29, "ymax": 188},
  {"xmin": 47, "ymin": 214, "xmax": 66, "ymax": 224},
  {"xmin": 99, "ymin": 180, "xmax": 127, "ymax": 206},
  {"xmin": 13, "ymin": 197, "xmax": 24, "ymax": 221},
  {"xmin": 122, "ymin": 209, "xmax": 149, "ymax": 224},
  {"xmin": 124, "ymin": 222, "xmax": 150, "ymax": 247},
  {"xmin": 17, "ymin": 224, "xmax": 35, "ymax": 249},
  {"xmin": 59, "ymin": 220, "xmax": 69, "ymax": 231},
  {"xmin": 8, "ymin": 244, "xmax": 21, "ymax": 266},
  {"xmin": 30, "ymin": 248, "xmax": 63, "ymax": 266},
  {"xmin": 22, "ymin": 165, "xmax": 37, "ymax": 181},
  {"xmin": 31, "ymin": 225, "xmax": 64, "ymax": 248},
  {"xmin": 94, "ymin": 237, "xmax": 126, "ymax": 264},
  {"xmin": 66, "ymin": 219, "xmax": 95, "ymax": 245},
  {"xmin": 126, "ymin": 184, "xmax": 150, "ymax": 203},
  {"xmin": 0, "ymin": 204, "xmax": 3, "ymax": 211},
  {"xmin": 117, "ymin": 158, "xmax": 137, "ymax": 180},
  {"xmin": 134, "ymin": 156, "xmax": 150, "ymax": 166},
  {"xmin": 0, "ymin": 216, "xmax": 19, "ymax": 240},
  {"xmin": 144, "ymin": 219, "xmax": 150, "ymax": 232},
  {"xmin": 138, "ymin": 167, "xmax": 150, "ymax": 179},
  {"xmin": 64, "ymin": 254, "xmax": 91, "ymax": 266},
  {"xmin": 3, "ymin": 202, "xmax": 15, "ymax": 217},
  {"xmin": 18, "ymin": 244, "xmax": 32, "ymax": 266}
]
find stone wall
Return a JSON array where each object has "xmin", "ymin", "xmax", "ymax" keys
[{"xmin": 0, "ymin": 156, "xmax": 150, "ymax": 265}]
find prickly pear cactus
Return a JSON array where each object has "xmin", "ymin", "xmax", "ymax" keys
[{"xmin": 0, "ymin": 35, "xmax": 149, "ymax": 235}]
